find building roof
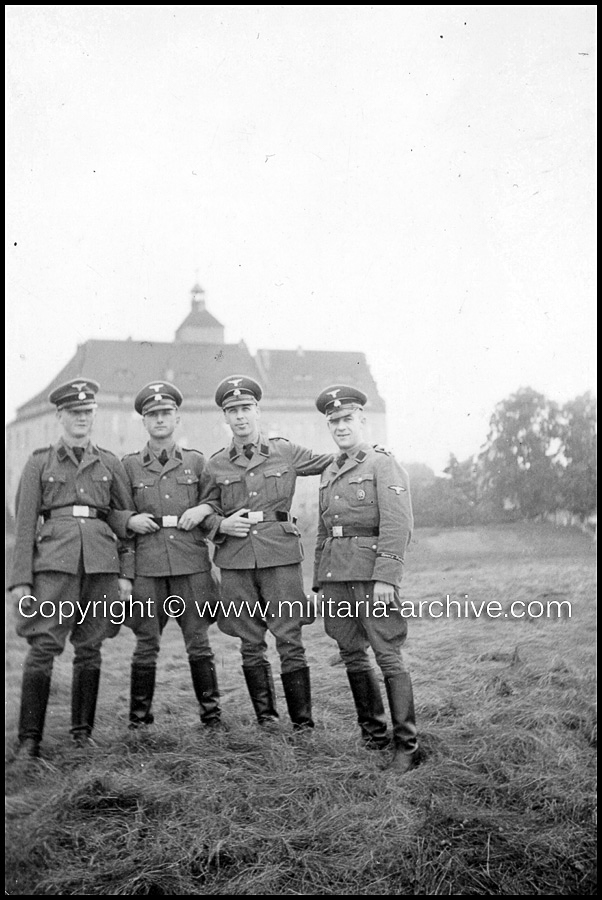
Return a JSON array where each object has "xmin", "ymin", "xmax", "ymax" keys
[
  {"xmin": 16, "ymin": 339, "xmax": 261, "ymax": 413},
  {"xmin": 256, "ymin": 348, "xmax": 386, "ymax": 410},
  {"xmin": 15, "ymin": 341, "xmax": 385, "ymax": 417},
  {"xmin": 175, "ymin": 306, "xmax": 224, "ymax": 332}
]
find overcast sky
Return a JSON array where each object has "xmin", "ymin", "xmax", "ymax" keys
[{"xmin": 6, "ymin": 5, "xmax": 596, "ymax": 473}]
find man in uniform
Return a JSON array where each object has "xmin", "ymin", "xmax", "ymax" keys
[
  {"xmin": 121, "ymin": 381, "xmax": 222, "ymax": 731},
  {"xmin": 313, "ymin": 384, "xmax": 419, "ymax": 774},
  {"xmin": 8, "ymin": 379, "xmax": 136, "ymax": 759},
  {"xmin": 201, "ymin": 375, "xmax": 333, "ymax": 731}
]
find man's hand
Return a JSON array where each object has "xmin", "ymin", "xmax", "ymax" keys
[
  {"xmin": 127, "ymin": 513, "xmax": 160, "ymax": 534},
  {"xmin": 118, "ymin": 578, "xmax": 133, "ymax": 602},
  {"xmin": 11, "ymin": 585, "xmax": 34, "ymax": 612},
  {"xmin": 373, "ymin": 580, "xmax": 396, "ymax": 606},
  {"xmin": 219, "ymin": 509, "xmax": 252, "ymax": 538},
  {"xmin": 178, "ymin": 503, "xmax": 213, "ymax": 531}
]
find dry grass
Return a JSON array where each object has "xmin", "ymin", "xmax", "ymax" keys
[{"xmin": 5, "ymin": 523, "xmax": 597, "ymax": 895}]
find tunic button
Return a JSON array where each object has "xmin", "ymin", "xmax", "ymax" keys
[
  {"xmin": 165, "ymin": 494, "xmax": 170, "ymax": 499},
  {"xmin": 334, "ymin": 495, "xmax": 339, "ymax": 500},
  {"xmin": 372, "ymin": 545, "xmax": 377, "ymax": 550},
  {"xmin": 334, "ymin": 514, "xmax": 339, "ymax": 519},
  {"xmin": 252, "ymin": 530, "xmax": 258, "ymax": 535},
  {"xmin": 103, "ymin": 476, "xmax": 108, "ymax": 481},
  {"xmin": 249, "ymin": 472, "xmax": 254, "ymax": 477},
  {"xmin": 48, "ymin": 477, "xmax": 54, "ymax": 482},
  {"xmin": 224, "ymin": 480, "xmax": 230, "ymax": 485},
  {"xmin": 80, "ymin": 488, "xmax": 85, "ymax": 493},
  {"xmin": 169, "ymin": 535, "xmax": 174, "ymax": 540},
  {"xmin": 326, "ymin": 572, "xmax": 332, "ymax": 578}
]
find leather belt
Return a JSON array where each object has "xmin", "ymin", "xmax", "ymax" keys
[
  {"xmin": 328, "ymin": 526, "xmax": 379, "ymax": 538},
  {"xmin": 241, "ymin": 510, "xmax": 297, "ymax": 524},
  {"xmin": 43, "ymin": 506, "xmax": 108, "ymax": 522},
  {"xmin": 150, "ymin": 515, "xmax": 180, "ymax": 528}
]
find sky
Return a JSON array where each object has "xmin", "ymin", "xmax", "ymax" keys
[{"xmin": 5, "ymin": 5, "xmax": 597, "ymax": 474}]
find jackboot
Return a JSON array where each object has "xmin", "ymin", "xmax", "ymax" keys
[
  {"xmin": 281, "ymin": 666, "xmax": 314, "ymax": 730},
  {"xmin": 242, "ymin": 663, "xmax": 280, "ymax": 729},
  {"xmin": 384, "ymin": 673, "xmax": 419, "ymax": 774},
  {"xmin": 347, "ymin": 669, "xmax": 390, "ymax": 750},
  {"xmin": 71, "ymin": 666, "xmax": 101, "ymax": 747},
  {"xmin": 128, "ymin": 664, "xmax": 156, "ymax": 730},
  {"xmin": 189, "ymin": 658, "xmax": 223, "ymax": 728},
  {"xmin": 17, "ymin": 670, "xmax": 52, "ymax": 758}
]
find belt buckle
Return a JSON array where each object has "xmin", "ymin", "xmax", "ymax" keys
[
  {"xmin": 73, "ymin": 505, "xmax": 90, "ymax": 517},
  {"xmin": 162, "ymin": 515, "xmax": 179, "ymax": 528},
  {"xmin": 332, "ymin": 525, "xmax": 343, "ymax": 538},
  {"xmin": 247, "ymin": 511, "xmax": 264, "ymax": 524}
]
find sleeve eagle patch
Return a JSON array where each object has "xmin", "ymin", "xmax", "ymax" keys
[{"xmin": 388, "ymin": 485, "xmax": 407, "ymax": 494}]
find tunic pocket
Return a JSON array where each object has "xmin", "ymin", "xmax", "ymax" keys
[
  {"xmin": 176, "ymin": 474, "xmax": 200, "ymax": 503},
  {"xmin": 41, "ymin": 472, "xmax": 67, "ymax": 505},
  {"xmin": 215, "ymin": 474, "xmax": 246, "ymax": 511},
  {"xmin": 264, "ymin": 467, "xmax": 290, "ymax": 501},
  {"xmin": 91, "ymin": 469, "xmax": 113, "ymax": 506}
]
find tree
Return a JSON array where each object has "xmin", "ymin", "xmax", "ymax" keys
[
  {"xmin": 477, "ymin": 387, "xmax": 562, "ymax": 519},
  {"xmin": 557, "ymin": 392, "xmax": 597, "ymax": 522}
]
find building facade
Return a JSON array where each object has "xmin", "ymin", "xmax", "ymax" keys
[{"xmin": 6, "ymin": 285, "xmax": 387, "ymax": 518}]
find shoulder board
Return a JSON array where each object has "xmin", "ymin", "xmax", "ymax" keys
[
  {"xmin": 182, "ymin": 447, "xmax": 203, "ymax": 456},
  {"xmin": 269, "ymin": 436, "xmax": 289, "ymax": 442},
  {"xmin": 121, "ymin": 451, "xmax": 139, "ymax": 459},
  {"xmin": 210, "ymin": 447, "xmax": 226, "ymax": 459},
  {"xmin": 32, "ymin": 446, "xmax": 52, "ymax": 456},
  {"xmin": 97, "ymin": 446, "xmax": 118, "ymax": 459}
]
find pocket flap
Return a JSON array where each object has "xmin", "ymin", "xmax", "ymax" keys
[
  {"xmin": 216, "ymin": 474, "xmax": 243, "ymax": 486},
  {"xmin": 42, "ymin": 473, "xmax": 67, "ymax": 484},
  {"xmin": 281, "ymin": 522, "xmax": 300, "ymax": 536},
  {"xmin": 176, "ymin": 475, "xmax": 199, "ymax": 485}
]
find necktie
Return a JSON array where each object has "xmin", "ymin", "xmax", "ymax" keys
[
  {"xmin": 73, "ymin": 446, "xmax": 84, "ymax": 463},
  {"xmin": 336, "ymin": 453, "xmax": 348, "ymax": 468},
  {"xmin": 158, "ymin": 449, "xmax": 169, "ymax": 466},
  {"xmin": 243, "ymin": 444, "xmax": 254, "ymax": 460}
]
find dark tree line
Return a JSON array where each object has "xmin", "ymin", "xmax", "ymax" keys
[{"xmin": 406, "ymin": 388, "xmax": 597, "ymax": 529}]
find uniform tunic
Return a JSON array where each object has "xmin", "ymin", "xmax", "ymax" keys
[
  {"xmin": 121, "ymin": 443, "xmax": 219, "ymax": 665},
  {"xmin": 9, "ymin": 438, "xmax": 136, "ymax": 674},
  {"xmin": 313, "ymin": 442, "xmax": 414, "ymax": 676},
  {"xmin": 202, "ymin": 435, "xmax": 332, "ymax": 671}
]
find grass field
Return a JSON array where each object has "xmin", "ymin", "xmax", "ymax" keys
[{"xmin": 5, "ymin": 522, "xmax": 597, "ymax": 895}]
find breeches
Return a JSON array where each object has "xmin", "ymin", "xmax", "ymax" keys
[
  {"xmin": 320, "ymin": 581, "xmax": 409, "ymax": 676},
  {"xmin": 218, "ymin": 564, "xmax": 311, "ymax": 673},
  {"xmin": 16, "ymin": 567, "xmax": 118, "ymax": 675},
  {"xmin": 126, "ymin": 572, "xmax": 219, "ymax": 666}
]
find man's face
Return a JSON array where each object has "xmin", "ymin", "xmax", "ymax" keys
[
  {"xmin": 57, "ymin": 407, "xmax": 96, "ymax": 441},
  {"xmin": 223, "ymin": 402, "xmax": 260, "ymax": 442},
  {"xmin": 143, "ymin": 408, "xmax": 179, "ymax": 440},
  {"xmin": 327, "ymin": 409, "xmax": 366, "ymax": 451}
]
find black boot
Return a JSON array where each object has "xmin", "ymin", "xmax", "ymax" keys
[
  {"xmin": 189, "ymin": 658, "xmax": 222, "ymax": 728},
  {"xmin": 384, "ymin": 673, "xmax": 419, "ymax": 774},
  {"xmin": 17, "ymin": 671, "xmax": 52, "ymax": 758},
  {"xmin": 242, "ymin": 663, "xmax": 280, "ymax": 728},
  {"xmin": 129, "ymin": 664, "xmax": 156, "ymax": 730},
  {"xmin": 71, "ymin": 666, "xmax": 101, "ymax": 748},
  {"xmin": 347, "ymin": 669, "xmax": 390, "ymax": 749},
  {"xmin": 281, "ymin": 667, "xmax": 314, "ymax": 730}
]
